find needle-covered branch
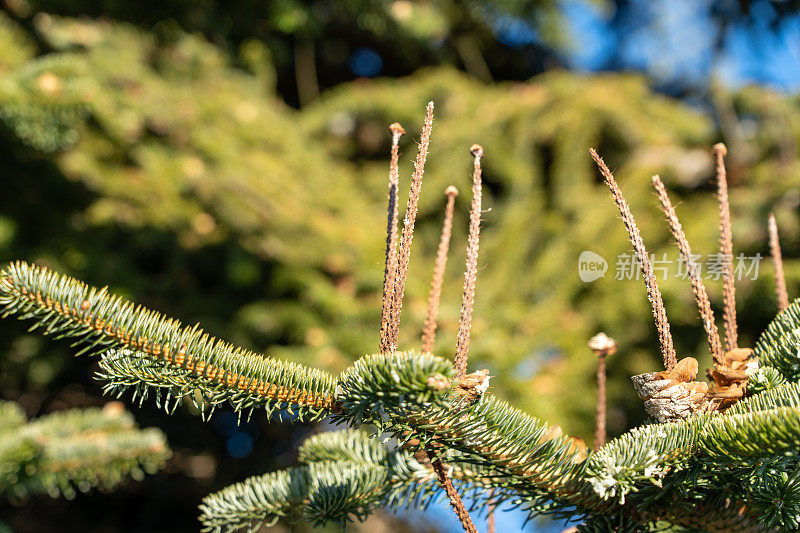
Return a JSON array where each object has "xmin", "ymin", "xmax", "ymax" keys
[
  {"xmin": 0, "ymin": 401, "xmax": 169, "ymax": 500},
  {"xmin": 0, "ymin": 261, "xmax": 338, "ymax": 420}
]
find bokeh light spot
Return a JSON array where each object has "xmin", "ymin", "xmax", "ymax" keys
[{"xmin": 349, "ymin": 47, "xmax": 383, "ymax": 77}]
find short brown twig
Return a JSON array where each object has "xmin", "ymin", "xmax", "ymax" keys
[
  {"xmin": 454, "ymin": 145, "xmax": 484, "ymax": 379},
  {"xmin": 589, "ymin": 149, "xmax": 677, "ymax": 371},
  {"xmin": 652, "ymin": 175, "xmax": 724, "ymax": 367},
  {"xmin": 588, "ymin": 333, "xmax": 617, "ymax": 450},
  {"xmin": 427, "ymin": 450, "xmax": 478, "ymax": 533},
  {"xmin": 379, "ymin": 123, "xmax": 405, "ymax": 354},
  {"xmin": 422, "ymin": 186, "xmax": 459, "ymax": 353},
  {"xmin": 769, "ymin": 213, "xmax": 790, "ymax": 312},
  {"xmin": 714, "ymin": 143, "xmax": 738, "ymax": 351},
  {"xmin": 486, "ymin": 489, "xmax": 496, "ymax": 533},
  {"xmin": 387, "ymin": 102, "xmax": 435, "ymax": 352}
]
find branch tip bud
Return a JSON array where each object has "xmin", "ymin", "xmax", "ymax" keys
[
  {"xmin": 588, "ymin": 332, "xmax": 617, "ymax": 356},
  {"xmin": 389, "ymin": 122, "xmax": 405, "ymax": 136}
]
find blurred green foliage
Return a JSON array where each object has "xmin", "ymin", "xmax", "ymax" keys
[{"xmin": 1, "ymin": 6, "xmax": 800, "ymax": 531}]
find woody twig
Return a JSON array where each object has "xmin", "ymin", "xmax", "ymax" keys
[
  {"xmin": 769, "ymin": 213, "xmax": 790, "ymax": 313},
  {"xmin": 379, "ymin": 123, "xmax": 405, "ymax": 354},
  {"xmin": 714, "ymin": 143, "xmax": 738, "ymax": 351},
  {"xmin": 589, "ymin": 333, "xmax": 617, "ymax": 450},
  {"xmin": 590, "ymin": 149, "xmax": 677, "ymax": 371},
  {"xmin": 454, "ymin": 145, "xmax": 484, "ymax": 378},
  {"xmin": 652, "ymin": 175, "xmax": 724, "ymax": 367},
  {"xmin": 422, "ymin": 186, "xmax": 459, "ymax": 353}
]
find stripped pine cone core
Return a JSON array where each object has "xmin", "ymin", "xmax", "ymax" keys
[
  {"xmin": 707, "ymin": 348, "xmax": 759, "ymax": 410},
  {"xmin": 631, "ymin": 357, "xmax": 709, "ymax": 422}
]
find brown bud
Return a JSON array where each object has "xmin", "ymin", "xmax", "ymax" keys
[
  {"xmin": 588, "ymin": 332, "xmax": 617, "ymax": 356},
  {"xmin": 445, "ymin": 185, "xmax": 459, "ymax": 197},
  {"xmin": 712, "ymin": 143, "xmax": 728, "ymax": 156},
  {"xmin": 389, "ymin": 122, "xmax": 405, "ymax": 136},
  {"xmin": 470, "ymin": 144, "xmax": 484, "ymax": 158}
]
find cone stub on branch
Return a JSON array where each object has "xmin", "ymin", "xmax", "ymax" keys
[
  {"xmin": 454, "ymin": 369, "xmax": 490, "ymax": 401},
  {"xmin": 445, "ymin": 185, "xmax": 459, "ymax": 197},
  {"xmin": 707, "ymin": 348, "xmax": 758, "ymax": 410},
  {"xmin": 631, "ymin": 357, "xmax": 709, "ymax": 422},
  {"xmin": 712, "ymin": 142, "xmax": 728, "ymax": 156}
]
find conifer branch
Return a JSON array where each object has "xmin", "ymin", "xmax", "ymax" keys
[
  {"xmin": 0, "ymin": 261, "xmax": 338, "ymax": 418},
  {"xmin": 422, "ymin": 186, "xmax": 458, "ymax": 354},
  {"xmin": 753, "ymin": 299, "xmax": 800, "ymax": 381},
  {"xmin": 396, "ymin": 394, "xmax": 590, "ymax": 507},
  {"xmin": 454, "ymin": 145, "xmax": 484, "ymax": 378},
  {"xmin": 199, "ymin": 461, "xmax": 389, "ymax": 531},
  {"xmin": 380, "ymin": 122, "xmax": 405, "ymax": 355},
  {"xmin": 298, "ymin": 429, "xmax": 389, "ymax": 465},
  {"xmin": 652, "ymin": 175, "xmax": 725, "ymax": 367},
  {"xmin": 590, "ymin": 149, "xmax": 677, "ymax": 370},
  {"xmin": 387, "ymin": 102, "xmax": 435, "ymax": 351},
  {"xmin": 0, "ymin": 401, "xmax": 169, "ymax": 499},
  {"xmin": 714, "ymin": 143, "xmax": 739, "ymax": 350},
  {"xmin": 200, "ymin": 429, "xmax": 513, "ymax": 532},
  {"xmin": 769, "ymin": 213, "xmax": 789, "ymax": 313}
]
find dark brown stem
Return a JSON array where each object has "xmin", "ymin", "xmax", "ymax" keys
[
  {"xmin": 589, "ymin": 149, "xmax": 677, "ymax": 371},
  {"xmin": 714, "ymin": 143, "xmax": 738, "ymax": 351},
  {"xmin": 379, "ymin": 123, "xmax": 405, "ymax": 354},
  {"xmin": 454, "ymin": 145, "xmax": 484, "ymax": 379},
  {"xmin": 486, "ymin": 490, "xmax": 496, "ymax": 533},
  {"xmin": 652, "ymin": 175, "xmax": 724, "ymax": 367},
  {"xmin": 588, "ymin": 333, "xmax": 616, "ymax": 450},
  {"xmin": 387, "ymin": 102, "xmax": 435, "ymax": 351},
  {"xmin": 428, "ymin": 450, "xmax": 478, "ymax": 533},
  {"xmin": 422, "ymin": 186, "xmax": 459, "ymax": 353},
  {"xmin": 769, "ymin": 213, "xmax": 790, "ymax": 313},
  {"xmin": 595, "ymin": 353, "xmax": 607, "ymax": 449}
]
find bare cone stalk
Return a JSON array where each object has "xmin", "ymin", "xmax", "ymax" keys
[
  {"xmin": 589, "ymin": 333, "xmax": 617, "ymax": 450},
  {"xmin": 387, "ymin": 102, "xmax": 435, "ymax": 351},
  {"xmin": 379, "ymin": 123, "xmax": 405, "ymax": 354},
  {"xmin": 769, "ymin": 213, "xmax": 790, "ymax": 312},
  {"xmin": 589, "ymin": 149, "xmax": 677, "ymax": 371},
  {"xmin": 486, "ymin": 491, "xmax": 496, "ymax": 533},
  {"xmin": 428, "ymin": 451, "xmax": 478, "ymax": 533},
  {"xmin": 421, "ymin": 186, "xmax": 459, "ymax": 353},
  {"xmin": 652, "ymin": 175, "xmax": 725, "ymax": 367},
  {"xmin": 454, "ymin": 145, "xmax": 484, "ymax": 379},
  {"xmin": 714, "ymin": 143, "xmax": 738, "ymax": 351}
]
